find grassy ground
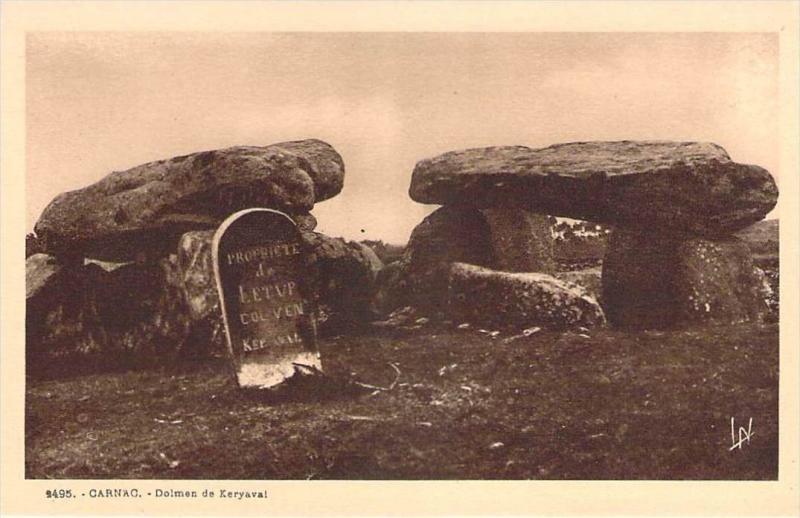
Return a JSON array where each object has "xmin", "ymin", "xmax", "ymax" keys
[{"xmin": 26, "ymin": 322, "xmax": 778, "ymax": 480}]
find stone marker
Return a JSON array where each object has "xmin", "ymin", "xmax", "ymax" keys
[
  {"xmin": 212, "ymin": 209, "xmax": 319, "ymax": 389},
  {"xmin": 410, "ymin": 141, "xmax": 778, "ymax": 236}
]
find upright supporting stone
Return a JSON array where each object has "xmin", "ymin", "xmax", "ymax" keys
[
  {"xmin": 602, "ymin": 229, "xmax": 772, "ymax": 329},
  {"xmin": 388, "ymin": 206, "xmax": 496, "ymax": 314},
  {"xmin": 601, "ymin": 230, "xmax": 680, "ymax": 328},
  {"xmin": 213, "ymin": 209, "xmax": 319, "ymax": 389},
  {"xmin": 480, "ymin": 209, "xmax": 555, "ymax": 273}
]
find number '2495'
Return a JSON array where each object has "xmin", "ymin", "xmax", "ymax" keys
[{"xmin": 46, "ymin": 489, "xmax": 73, "ymax": 498}]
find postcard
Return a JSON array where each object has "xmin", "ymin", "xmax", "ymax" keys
[{"xmin": 2, "ymin": 1, "xmax": 798, "ymax": 516}]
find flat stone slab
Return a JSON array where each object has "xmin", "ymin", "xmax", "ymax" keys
[
  {"xmin": 447, "ymin": 262, "xmax": 606, "ymax": 330},
  {"xmin": 35, "ymin": 139, "xmax": 343, "ymax": 262},
  {"xmin": 410, "ymin": 141, "xmax": 778, "ymax": 236},
  {"xmin": 213, "ymin": 209, "xmax": 320, "ymax": 389}
]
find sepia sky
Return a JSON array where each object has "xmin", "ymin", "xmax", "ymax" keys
[{"xmin": 26, "ymin": 32, "xmax": 779, "ymax": 244}]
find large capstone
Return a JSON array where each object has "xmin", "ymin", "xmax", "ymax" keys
[
  {"xmin": 410, "ymin": 141, "xmax": 778, "ymax": 237},
  {"xmin": 447, "ymin": 262, "xmax": 606, "ymax": 330},
  {"xmin": 602, "ymin": 229, "xmax": 772, "ymax": 329},
  {"xmin": 34, "ymin": 139, "xmax": 344, "ymax": 262}
]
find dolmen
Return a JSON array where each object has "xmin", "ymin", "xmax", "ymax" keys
[
  {"xmin": 388, "ymin": 140, "xmax": 777, "ymax": 330},
  {"xmin": 26, "ymin": 139, "xmax": 382, "ymax": 370},
  {"xmin": 26, "ymin": 137, "xmax": 779, "ymax": 372}
]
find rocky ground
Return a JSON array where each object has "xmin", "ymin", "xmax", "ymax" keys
[{"xmin": 26, "ymin": 321, "xmax": 778, "ymax": 480}]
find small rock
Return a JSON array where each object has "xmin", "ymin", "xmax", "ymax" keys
[
  {"xmin": 438, "ymin": 363, "xmax": 458, "ymax": 376},
  {"xmin": 159, "ymin": 452, "xmax": 180, "ymax": 469},
  {"xmin": 523, "ymin": 327, "xmax": 542, "ymax": 336}
]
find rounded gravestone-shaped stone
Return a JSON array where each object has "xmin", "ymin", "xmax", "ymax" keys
[{"xmin": 213, "ymin": 209, "xmax": 319, "ymax": 389}]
